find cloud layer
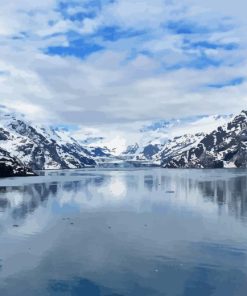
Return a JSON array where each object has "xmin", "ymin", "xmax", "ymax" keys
[{"xmin": 0, "ymin": 0, "xmax": 247, "ymax": 126}]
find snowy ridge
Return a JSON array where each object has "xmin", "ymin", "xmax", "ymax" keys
[
  {"xmin": 0, "ymin": 147, "xmax": 35, "ymax": 177},
  {"xmin": 154, "ymin": 133, "xmax": 206, "ymax": 163},
  {"xmin": 0, "ymin": 108, "xmax": 97, "ymax": 170},
  {"xmin": 163, "ymin": 110, "xmax": 247, "ymax": 168},
  {"xmin": 121, "ymin": 114, "xmax": 233, "ymax": 164}
]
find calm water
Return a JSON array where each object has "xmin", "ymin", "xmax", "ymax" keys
[{"xmin": 1, "ymin": 168, "xmax": 247, "ymax": 296}]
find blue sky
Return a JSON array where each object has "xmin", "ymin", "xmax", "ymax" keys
[{"xmin": 0, "ymin": 0, "xmax": 246, "ymax": 126}]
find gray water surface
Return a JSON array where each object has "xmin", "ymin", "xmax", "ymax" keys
[{"xmin": 1, "ymin": 168, "xmax": 247, "ymax": 296}]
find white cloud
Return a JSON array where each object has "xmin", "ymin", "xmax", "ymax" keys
[
  {"xmin": 195, "ymin": 0, "xmax": 247, "ymax": 22},
  {"xmin": 0, "ymin": 0, "xmax": 246, "ymax": 128}
]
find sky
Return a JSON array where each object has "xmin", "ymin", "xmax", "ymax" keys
[{"xmin": 0, "ymin": 0, "xmax": 247, "ymax": 130}]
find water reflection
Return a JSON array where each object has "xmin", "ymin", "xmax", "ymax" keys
[
  {"xmin": 2, "ymin": 170, "xmax": 247, "ymax": 222},
  {"xmin": 1, "ymin": 169, "xmax": 247, "ymax": 295}
]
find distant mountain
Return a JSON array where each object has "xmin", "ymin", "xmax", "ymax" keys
[
  {"xmin": 163, "ymin": 111, "xmax": 247, "ymax": 168},
  {"xmin": 139, "ymin": 115, "xmax": 232, "ymax": 133},
  {"xmin": 122, "ymin": 115, "xmax": 232, "ymax": 164},
  {"xmin": 80, "ymin": 136, "xmax": 105, "ymax": 145},
  {"xmin": 154, "ymin": 133, "xmax": 206, "ymax": 163},
  {"xmin": 140, "ymin": 116, "xmax": 205, "ymax": 132},
  {"xmin": 0, "ymin": 147, "xmax": 35, "ymax": 177}
]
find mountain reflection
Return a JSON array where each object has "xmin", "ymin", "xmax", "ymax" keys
[
  {"xmin": 1, "ymin": 170, "xmax": 247, "ymax": 228},
  {"xmin": 0, "ymin": 175, "xmax": 107, "ymax": 228},
  {"xmin": 1, "ymin": 170, "xmax": 247, "ymax": 296},
  {"xmin": 197, "ymin": 175, "xmax": 247, "ymax": 220}
]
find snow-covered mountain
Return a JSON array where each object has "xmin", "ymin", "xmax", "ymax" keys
[
  {"xmin": 163, "ymin": 110, "xmax": 247, "ymax": 168},
  {"xmin": 121, "ymin": 115, "xmax": 233, "ymax": 164},
  {"xmin": 153, "ymin": 133, "xmax": 206, "ymax": 163},
  {"xmin": 1, "ymin": 104, "xmax": 244, "ymax": 172},
  {"xmin": 0, "ymin": 147, "xmax": 35, "ymax": 177},
  {"xmin": 0, "ymin": 107, "xmax": 99, "ymax": 170}
]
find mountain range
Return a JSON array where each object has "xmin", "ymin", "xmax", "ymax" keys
[
  {"xmin": 162, "ymin": 111, "xmax": 247, "ymax": 168},
  {"xmin": 1, "ymin": 106, "xmax": 247, "ymax": 177},
  {"xmin": 120, "ymin": 115, "xmax": 232, "ymax": 164},
  {"xmin": 0, "ymin": 107, "xmax": 113, "ymax": 176}
]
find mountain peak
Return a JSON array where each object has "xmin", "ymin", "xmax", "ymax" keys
[{"xmin": 162, "ymin": 110, "xmax": 247, "ymax": 168}]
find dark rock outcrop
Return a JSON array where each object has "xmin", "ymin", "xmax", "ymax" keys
[
  {"xmin": 0, "ymin": 148, "xmax": 36, "ymax": 178},
  {"xmin": 162, "ymin": 111, "xmax": 247, "ymax": 168}
]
